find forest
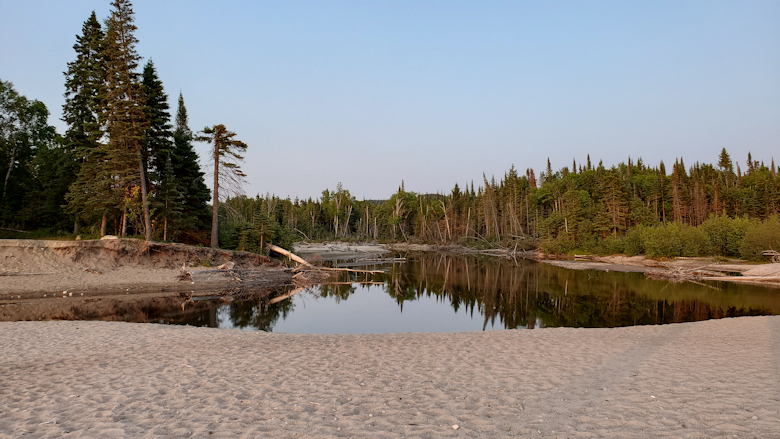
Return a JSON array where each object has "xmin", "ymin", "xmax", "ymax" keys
[{"xmin": 1, "ymin": 0, "xmax": 779, "ymax": 261}]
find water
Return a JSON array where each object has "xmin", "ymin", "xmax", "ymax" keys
[{"xmin": 166, "ymin": 253, "xmax": 780, "ymax": 333}]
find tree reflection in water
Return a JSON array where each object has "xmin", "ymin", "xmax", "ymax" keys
[
  {"xmin": 173, "ymin": 253, "xmax": 780, "ymax": 332},
  {"xmin": 373, "ymin": 253, "xmax": 780, "ymax": 329}
]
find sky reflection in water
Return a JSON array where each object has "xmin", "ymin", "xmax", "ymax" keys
[{"xmin": 189, "ymin": 254, "xmax": 780, "ymax": 334}]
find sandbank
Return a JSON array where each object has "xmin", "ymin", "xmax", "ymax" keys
[{"xmin": 1, "ymin": 317, "xmax": 778, "ymax": 437}]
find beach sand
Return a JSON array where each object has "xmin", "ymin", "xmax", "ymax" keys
[{"xmin": 1, "ymin": 317, "xmax": 778, "ymax": 438}]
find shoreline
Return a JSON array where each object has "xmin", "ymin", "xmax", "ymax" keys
[{"xmin": 2, "ymin": 317, "xmax": 778, "ymax": 437}]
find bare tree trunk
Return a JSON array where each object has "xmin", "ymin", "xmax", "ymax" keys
[
  {"xmin": 137, "ymin": 145, "xmax": 152, "ymax": 241},
  {"xmin": 121, "ymin": 208, "xmax": 127, "ymax": 237},
  {"xmin": 3, "ymin": 146, "xmax": 17, "ymax": 200},
  {"xmin": 211, "ymin": 144, "xmax": 220, "ymax": 249}
]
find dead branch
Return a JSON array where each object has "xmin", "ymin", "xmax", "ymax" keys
[{"xmin": 0, "ymin": 272, "xmax": 55, "ymax": 276}]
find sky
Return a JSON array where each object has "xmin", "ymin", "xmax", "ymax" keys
[{"xmin": 2, "ymin": 0, "xmax": 779, "ymax": 201}]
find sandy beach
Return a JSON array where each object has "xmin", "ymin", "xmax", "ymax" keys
[{"xmin": 1, "ymin": 317, "xmax": 778, "ymax": 438}]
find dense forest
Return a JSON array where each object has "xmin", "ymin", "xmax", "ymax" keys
[
  {"xmin": 1, "ymin": 1, "xmax": 779, "ymax": 261},
  {"xmin": 218, "ymin": 153, "xmax": 780, "ymax": 260}
]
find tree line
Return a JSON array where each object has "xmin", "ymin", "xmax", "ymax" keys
[
  {"xmin": 218, "ymin": 151, "xmax": 779, "ymax": 260},
  {"xmin": 0, "ymin": 0, "xmax": 246, "ymax": 247}
]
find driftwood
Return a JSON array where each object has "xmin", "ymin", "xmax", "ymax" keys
[
  {"xmin": 333, "ymin": 258, "xmax": 406, "ymax": 268},
  {"xmin": 267, "ymin": 244, "xmax": 313, "ymax": 267},
  {"xmin": 762, "ymin": 250, "xmax": 780, "ymax": 263},
  {"xmin": 267, "ymin": 244, "xmax": 385, "ymax": 274},
  {"xmin": 701, "ymin": 275, "xmax": 780, "ymax": 283},
  {"xmin": 293, "ymin": 265, "xmax": 384, "ymax": 274},
  {"xmin": 645, "ymin": 265, "xmax": 723, "ymax": 288},
  {"xmin": 0, "ymin": 272, "xmax": 55, "ymax": 276}
]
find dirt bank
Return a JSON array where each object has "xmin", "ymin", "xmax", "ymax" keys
[{"xmin": 0, "ymin": 238, "xmax": 291, "ymax": 299}]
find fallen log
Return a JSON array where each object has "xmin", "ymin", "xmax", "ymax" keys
[
  {"xmin": 293, "ymin": 265, "xmax": 384, "ymax": 275},
  {"xmin": 268, "ymin": 243, "xmax": 384, "ymax": 274},
  {"xmin": 701, "ymin": 276, "xmax": 780, "ymax": 282},
  {"xmin": 267, "ymin": 244, "xmax": 313, "ymax": 267}
]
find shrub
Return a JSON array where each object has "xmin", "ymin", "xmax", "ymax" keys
[
  {"xmin": 623, "ymin": 225, "xmax": 646, "ymax": 255},
  {"xmin": 740, "ymin": 215, "xmax": 780, "ymax": 261},
  {"xmin": 701, "ymin": 214, "xmax": 753, "ymax": 257},
  {"xmin": 642, "ymin": 222, "xmax": 711, "ymax": 258}
]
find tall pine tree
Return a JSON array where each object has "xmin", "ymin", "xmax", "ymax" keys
[
  {"xmin": 141, "ymin": 59, "xmax": 173, "ymax": 184},
  {"xmin": 62, "ymin": 11, "xmax": 107, "ymax": 233},
  {"xmin": 198, "ymin": 124, "xmax": 247, "ymax": 248},
  {"xmin": 172, "ymin": 93, "xmax": 211, "ymax": 233},
  {"xmin": 103, "ymin": 0, "xmax": 151, "ymax": 240}
]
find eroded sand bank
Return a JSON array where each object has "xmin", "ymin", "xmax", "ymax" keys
[{"xmin": 1, "ymin": 317, "xmax": 778, "ymax": 438}]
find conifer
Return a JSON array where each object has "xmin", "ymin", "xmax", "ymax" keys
[
  {"xmin": 198, "ymin": 124, "xmax": 248, "ymax": 248},
  {"xmin": 103, "ymin": 0, "xmax": 152, "ymax": 240},
  {"xmin": 172, "ymin": 93, "xmax": 211, "ymax": 231}
]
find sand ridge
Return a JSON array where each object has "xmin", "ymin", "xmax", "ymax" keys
[{"xmin": 1, "ymin": 317, "xmax": 778, "ymax": 438}]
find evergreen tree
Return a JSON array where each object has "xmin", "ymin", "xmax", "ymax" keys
[
  {"xmin": 62, "ymin": 11, "xmax": 106, "ymax": 232},
  {"xmin": 62, "ymin": 12, "xmax": 106, "ymax": 155},
  {"xmin": 103, "ymin": 0, "xmax": 151, "ymax": 240},
  {"xmin": 198, "ymin": 124, "xmax": 247, "ymax": 248},
  {"xmin": 141, "ymin": 59, "xmax": 173, "ymax": 183},
  {"xmin": 155, "ymin": 155, "xmax": 183, "ymax": 241},
  {"xmin": 172, "ymin": 93, "xmax": 211, "ymax": 231}
]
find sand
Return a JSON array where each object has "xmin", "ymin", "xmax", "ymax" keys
[{"xmin": 1, "ymin": 317, "xmax": 778, "ymax": 438}]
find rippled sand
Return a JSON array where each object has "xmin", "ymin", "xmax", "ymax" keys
[{"xmin": 1, "ymin": 317, "xmax": 778, "ymax": 437}]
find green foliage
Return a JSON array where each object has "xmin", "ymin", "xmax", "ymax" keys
[
  {"xmin": 171, "ymin": 93, "xmax": 211, "ymax": 231},
  {"xmin": 0, "ymin": 79, "xmax": 57, "ymax": 225},
  {"xmin": 700, "ymin": 214, "xmax": 753, "ymax": 257},
  {"xmin": 739, "ymin": 215, "xmax": 780, "ymax": 261},
  {"xmin": 141, "ymin": 59, "xmax": 173, "ymax": 183},
  {"xmin": 642, "ymin": 222, "xmax": 712, "ymax": 258},
  {"xmin": 622, "ymin": 226, "xmax": 646, "ymax": 256},
  {"xmin": 198, "ymin": 124, "xmax": 248, "ymax": 248}
]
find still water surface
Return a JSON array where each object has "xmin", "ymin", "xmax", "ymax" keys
[{"xmin": 165, "ymin": 253, "xmax": 780, "ymax": 333}]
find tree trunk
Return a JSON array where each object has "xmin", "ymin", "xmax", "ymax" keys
[
  {"xmin": 121, "ymin": 208, "xmax": 127, "ymax": 237},
  {"xmin": 100, "ymin": 212, "xmax": 107, "ymax": 236},
  {"xmin": 211, "ymin": 143, "xmax": 220, "ymax": 248},
  {"xmin": 138, "ymin": 153, "xmax": 152, "ymax": 241},
  {"xmin": 3, "ymin": 146, "xmax": 17, "ymax": 200}
]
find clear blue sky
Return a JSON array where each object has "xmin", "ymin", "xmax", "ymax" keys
[{"xmin": 2, "ymin": 0, "xmax": 778, "ymax": 200}]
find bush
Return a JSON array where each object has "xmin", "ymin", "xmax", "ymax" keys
[
  {"xmin": 701, "ymin": 214, "xmax": 753, "ymax": 257},
  {"xmin": 642, "ymin": 222, "xmax": 711, "ymax": 258},
  {"xmin": 623, "ymin": 225, "xmax": 646, "ymax": 255},
  {"xmin": 539, "ymin": 236, "xmax": 576, "ymax": 255},
  {"xmin": 740, "ymin": 215, "xmax": 780, "ymax": 261}
]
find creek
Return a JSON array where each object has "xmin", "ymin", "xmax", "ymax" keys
[{"xmin": 163, "ymin": 253, "xmax": 780, "ymax": 333}]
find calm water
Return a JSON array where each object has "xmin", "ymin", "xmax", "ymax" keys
[{"xmin": 162, "ymin": 253, "xmax": 780, "ymax": 333}]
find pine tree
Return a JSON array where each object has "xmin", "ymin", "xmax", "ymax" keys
[
  {"xmin": 172, "ymin": 93, "xmax": 211, "ymax": 231},
  {"xmin": 155, "ymin": 155, "xmax": 183, "ymax": 241},
  {"xmin": 141, "ymin": 59, "xmax": 173, "ymax": 183},
  {"xmin": 62, "ymin": 11, "xmax": 106, "ymax": 156},
  {"xmin": 62, "ymin": 11, "xmax": 106, "ymax": 232},
  {"xmin": 198, "ymin": 124, "xmax": 247, "ymax": 248},
  {"xmin": 103, "ymin": 0, "xmax": 151, "ymax": 240}
]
